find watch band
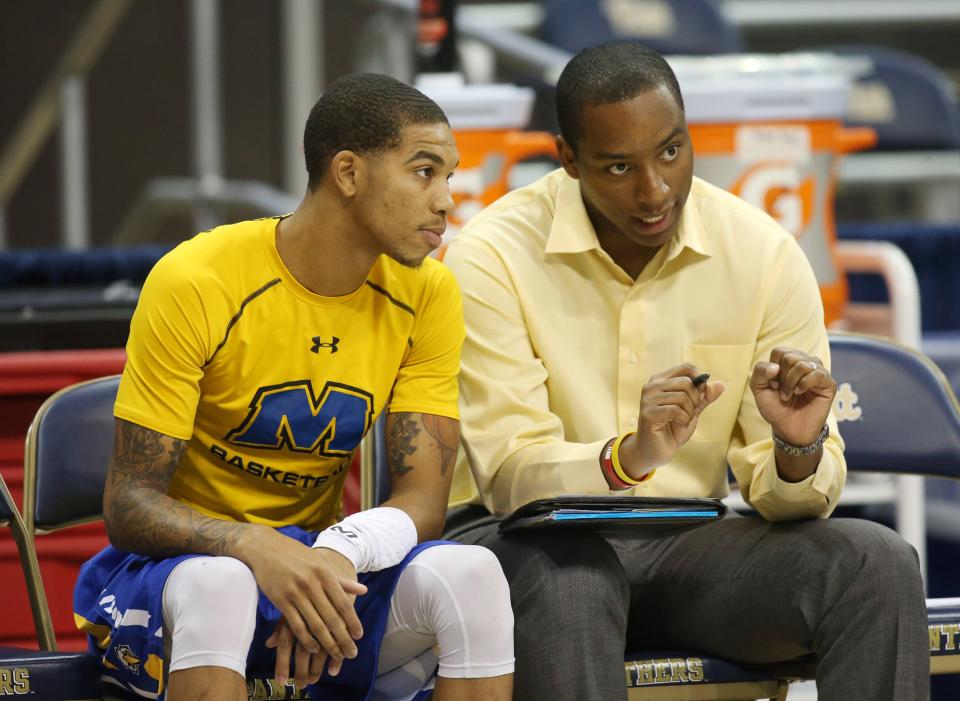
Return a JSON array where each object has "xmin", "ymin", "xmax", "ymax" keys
[{"xmin": 773, "ymin": 424, "xmax": 830, "ymax": 456}]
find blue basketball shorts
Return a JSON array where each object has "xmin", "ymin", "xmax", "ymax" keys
[{"xmin": 73, "ymin": 525, "xmax": 447, "ymax": 700}]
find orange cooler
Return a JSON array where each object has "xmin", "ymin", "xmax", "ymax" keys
[
  {"xmin": 416, "ymin": 74, "xmax": 556, "ymax": 236},
  {"xmin": 671, "ymin": 55, "xmax": 876, "ymax": 325}
]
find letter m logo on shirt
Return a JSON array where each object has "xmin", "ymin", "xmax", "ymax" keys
[{"xmin": 225, "ymin": 380, "xmax": 374, "ymax": 457}]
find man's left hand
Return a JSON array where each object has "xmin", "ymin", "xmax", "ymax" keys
[
  {"xmin": 265, "ymin": 548, "xmax": 363, "ymax": 689},
  {"xmin": 267, "ymin": 617, "xmax": 330, "ymax": 690},
  {"xmin": 750, "ymin": 347, "xmax": 837, "ymax": 445}
]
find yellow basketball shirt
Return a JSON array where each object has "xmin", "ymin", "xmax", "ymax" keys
[{"xmin": 115, "ymin": 217, "xmax": 464, "ymax": 531}]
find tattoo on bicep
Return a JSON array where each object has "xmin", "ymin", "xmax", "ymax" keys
[
  {"xmin": 389, "ymin": 413, "xmax": 420, "ymax": 478},
  {"xmin": 111, "ymin": 419, "xmax": 184, "ymax": 486},
  {"xmin": 422, "ymin": 415, "xmax": 459, "ymax": 477}
]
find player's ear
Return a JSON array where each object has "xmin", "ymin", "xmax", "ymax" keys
[
  {"xmin": 557, "ymin": 135, "xmax": 580, "ymax": 179},
  {"xmin": 330, "ymin": 150, "xmax": 359, "ymax": 197}
]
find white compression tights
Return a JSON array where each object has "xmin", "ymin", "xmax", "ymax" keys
[{"xmin": 161, "ymin": 544, "xmax": 514, "ymax": 683}]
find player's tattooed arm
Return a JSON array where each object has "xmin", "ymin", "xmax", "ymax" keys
[
  {"xmin": 106, "ymin": 420, "xmax": 367, "ymax": 665},
  {"xmin": 103, "ymin": 418, "xmax": 249, "ymax": 558},
  {"xmin": 383, "ymin": 412, "xmax": 460, "ymax": 540},
  {"xmin": 422, "ymin": 414, "xmax": 458, "ymax": 476},
  {"xmin": 388, "ymin": 413, "xmax": 421, "ymax": 478}
]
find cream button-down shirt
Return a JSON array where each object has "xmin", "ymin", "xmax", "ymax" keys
[{"xmin": 445, "ymin": 169, "xmax": 845, "ymax": 522}]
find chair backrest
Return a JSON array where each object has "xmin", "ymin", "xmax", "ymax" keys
[
  {"xmin": 831, "ymin": 46, "xmax": 960, "ymax": 150},
  {"xmin": 828, "ymin": 332, "xmax": 960, "ymax": 477},
  {"xmin": 541, "ymin": 0, "xmax": 743, "ymax": 56},
  {"xmin": 22, "ymin": 375, "xmax": 120, "ymax": 536}
]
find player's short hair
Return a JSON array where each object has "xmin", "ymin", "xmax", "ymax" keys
[
  {"xmin": 556, "ymin": 41, "xmax": 685, "ymax": 151},
  {"xmin": 303, "ymin": 73, "xmax": 448, "ymax": 191}
]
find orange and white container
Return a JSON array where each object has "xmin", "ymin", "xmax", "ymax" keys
[
  {"xmin": 416, "ymin": 74, "xmax": 556, "ymax": 239},
  {"xmin": 671, "ymin": 55, "xmax": 876, "ymax": 325}
]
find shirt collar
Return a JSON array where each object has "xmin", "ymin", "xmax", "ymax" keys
[
  {"xmin": 544, "ymin": 173, "xmax": 601, "ymax": 254},
  {"xmin": 544, "ymin": 172, "xmax": 712, "ymax": 260}
]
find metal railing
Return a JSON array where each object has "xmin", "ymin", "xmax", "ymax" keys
[
  {"xmin": 0, "ymin": 0, "xmax": 132, "ymax": 249},
  {"xmin": 0, "ymin": 0, "xmax": 322, "ymax": 250}
]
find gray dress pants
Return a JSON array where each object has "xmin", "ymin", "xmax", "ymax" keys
[{"xmin": 445, "ymin": 507, "xmax": 928, "ymax": 701}]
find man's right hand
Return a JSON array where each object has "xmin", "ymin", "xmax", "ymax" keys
[
  {"xmin": 619, "ymin": 364, "xmax": 725, "ymax": 479},
  {"xmin": 236, "ymin": 526, "xmax": 367, "ymax": 666}
]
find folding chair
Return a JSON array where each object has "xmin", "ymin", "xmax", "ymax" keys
[
  {"xmin": 19, "ymin": 375, "xmax": 308, "ymax": 700},
  {"xmin": 0, "ymin": 473, "xmax": 102, "ymax": 700},
  {"xmin": 621, "ymin": 332, "xmax": 960, "ymax": 696},
  {"xmin": 829, "ymin": 331, "xmax": 960, "ymax": 676},
  {"xmin": 833, "ymin": 46, "xmax": 960, "ymax": 151},
  {"xmin": 540, "ymin": 0, "xmax": 743, "ymax": 56}
]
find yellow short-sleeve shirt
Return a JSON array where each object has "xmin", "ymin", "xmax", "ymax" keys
[{"xmin": 116, "ymin": 217, "xmax": 463, "ymax": 530}]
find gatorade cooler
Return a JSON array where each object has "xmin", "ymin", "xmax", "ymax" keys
[
  {"xmin": 670, "ymin": 54, "xmax": 876, "ymax": 326},
  {"xmin": 416, "ymin": 74, "xmax": 556, "ymax": 238}
]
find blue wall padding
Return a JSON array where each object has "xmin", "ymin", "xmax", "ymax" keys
[{"xmin": 0, "ymin": 246, "xmax": 170, "ymax": 287}]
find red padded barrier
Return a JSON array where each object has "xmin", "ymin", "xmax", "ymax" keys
[
  {"xmin": 0, "ymin": 349, "xmax": 126, "ymax": 650},
  {"xmin": 0, "ymin": 348, "xmax": 363, "ymax": 650}
]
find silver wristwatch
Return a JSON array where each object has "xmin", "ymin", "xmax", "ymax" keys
[{"xmin": 772, "ymin": 424, "xmax": 829, "ymax": 456}]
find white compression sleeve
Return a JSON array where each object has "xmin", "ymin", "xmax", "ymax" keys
[
  {"xmin": 377, "ymin": 544, "xmax": 515, "ymax": 679},
  {"xmin": 161, "ymin": 556, "xmax": 259, "ymax": 676},
  {"xmin": 312, "ymin": 506, "xmax": 418, "ymax": 573}
]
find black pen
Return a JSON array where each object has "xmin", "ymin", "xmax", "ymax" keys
[{"xmin": 693, "ymin": 372, "xmax": 710, "ymax": 388}]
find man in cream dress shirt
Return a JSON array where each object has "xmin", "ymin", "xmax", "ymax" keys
[{"xmin": 443, "ymin": 42, "xmax": 928, "ymax": 701}]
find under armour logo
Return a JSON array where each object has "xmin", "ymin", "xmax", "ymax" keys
[
  {"xmin": 833, "ymin": 382, "xmax": 862, "ymax": 422},
  {"xmin": 311, "ymin": 336, "xmax": 339, "ymax": 354}
]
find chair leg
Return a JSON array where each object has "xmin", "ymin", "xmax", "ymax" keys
[
  {"xmin": 4, "ymin": 480, "xmax": 57, "ymax": 650},
  {"xmin": 773, "ymin": 680, "xmax": 790, "ymax": 701}
]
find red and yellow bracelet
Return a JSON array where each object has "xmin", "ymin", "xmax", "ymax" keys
[{"xmin": 599, "ymin": 432, "xmax": 656, "ymax": 490}]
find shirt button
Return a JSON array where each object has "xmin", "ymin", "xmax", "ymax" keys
[{"xmin": 627, "ymin": 353, "xmax": 638, "ymax": 364}]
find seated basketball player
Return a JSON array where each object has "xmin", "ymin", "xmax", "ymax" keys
[{"xmin": 73, "ymin": 73, "xmax": 513, "ymax": 701}]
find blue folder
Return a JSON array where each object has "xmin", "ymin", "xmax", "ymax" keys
[{"xmin": 499, "ymin": 495, "xmax": 726, "ymax": 533}]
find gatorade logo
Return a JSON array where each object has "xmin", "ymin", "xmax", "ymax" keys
[{"xmin": 731, "ymin": 162, "xmax": 815, "ymax": 238}]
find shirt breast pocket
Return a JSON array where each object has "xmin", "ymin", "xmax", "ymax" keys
[{"xmin": 682, "ymin": 343, "xmax": 755, "ymax": 444}]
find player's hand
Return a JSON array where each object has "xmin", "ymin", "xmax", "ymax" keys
[
  {"xmin": 266, "ymin": 617, "xmax": 327, "ymax": 689},
  {"xmin": 239, "ymin": 528, "xmax": 367, "ymax": 671},
  {"xmin": 620, "ymin": 364, "xmax": 725, "ymax": 476},
  {"xmin": 750, "ymin": 347, "xmax": 837, "ymax": 445}
]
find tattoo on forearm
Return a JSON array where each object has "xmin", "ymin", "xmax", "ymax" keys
[
  {"xmin": 422, "ymin": 415, "xmax": 459, "ymax": 477},
  {"xmin": 104, "ymin": 419, "xmax": 247, "ymax": 558},
  {"xmin": 388, "ymin": 413, "xmax": 420, "ymax": 477}
]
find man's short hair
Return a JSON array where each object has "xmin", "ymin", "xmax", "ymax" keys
[
  {"xmin": 556, "ymin": 42, "xmax": 685, "ymax": 151},
  {"xmin": 304, "ymin": 73, "xmax": 448, "ymax": 190}
]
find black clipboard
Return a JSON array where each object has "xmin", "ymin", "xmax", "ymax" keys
[{"xmin": 498, "ymin": 495, "xmax": 727, "ymax": 534}]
